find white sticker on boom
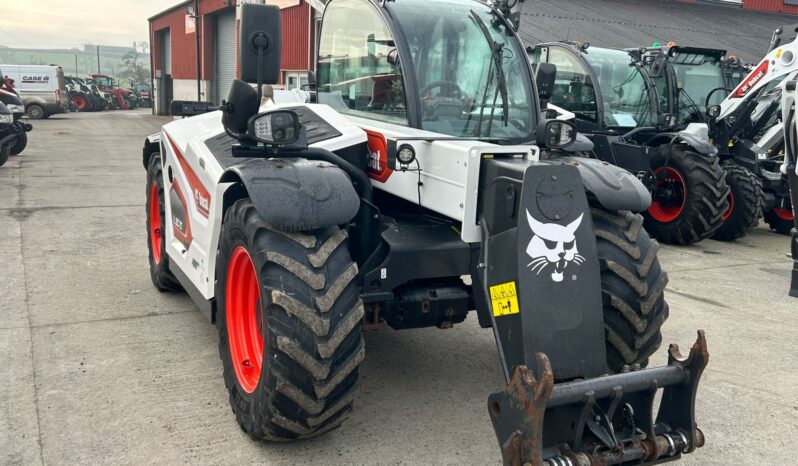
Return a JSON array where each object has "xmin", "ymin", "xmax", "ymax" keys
[{"xmin": 380, "ymin": 268, "xmax": 387, "ymax": 279}]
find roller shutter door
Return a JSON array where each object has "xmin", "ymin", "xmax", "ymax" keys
[
  {"xmin": 214, "ymin": 10, "xmax": 237, "ymax": 104},
  {"xmin": 164, "ymin": 30, "xmax": 172, "ymax": 74}
]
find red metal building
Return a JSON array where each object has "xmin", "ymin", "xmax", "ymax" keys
[
  {"xmin": 676, "ymin": 0, "xmax": 798, "ymax": 14},
  {"xmin": 148, "ymin": 0, "xmax": 318, "ymax": 115}
]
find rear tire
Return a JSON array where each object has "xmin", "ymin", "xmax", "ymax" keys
[
  {"xmin": 593, "ymin": 208, "xmax": 669, "ymax": 373},
  {"xmin": 72, "ymin": 93, "xmax": 89, "ymax": 112},
  {"xmin": 217, "ymin": 198, "xmax": 364, "ymax": 440},
  {"xmin": 146, "ymin": 154, "xmax": 182, "ymax": 291},
  {"xmin": 10, "ymin": 130, "xmax": 27, "ymax": 156},
  {"xmin": 644, "ymin": 145, "xmax": 729, "ymax": 245},
  {"xmin": 26, "ymin": 104, "xmax": 45, "ymax": 120},
  {"xmin": 764, "ymin": 207, "xmax": 794, "ymax": 235},
  {"xmin": 712, "ymin": 163, "xmax": 764, "ymax": 241}
]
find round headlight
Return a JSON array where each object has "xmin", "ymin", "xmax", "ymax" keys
[{"xmin": 397, "ymin": 144, "xmax": 416, "ymax": 165}]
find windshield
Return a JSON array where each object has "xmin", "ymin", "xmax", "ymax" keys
[
  {"xmin": 670, "ymin": 53, "xmax": 726, "ymax": 111},
  {"xmin": 388, "ymin": 0, "xmax": 535, "ymax": 140},
  {"xmin": 582, "ymin": 47, "xmax": 654, "ymax": 128}
]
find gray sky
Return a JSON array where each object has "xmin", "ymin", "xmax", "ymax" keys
[{"xmin": 0, "ymin": 0, "xmax": 179, "ymax": 49}]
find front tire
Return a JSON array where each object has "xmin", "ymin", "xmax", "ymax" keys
[
  {"xmin": 0, "ymin": 144, "xmax": 9, "ymax": 167},
  {"xmin": 712, "ymin": 163, "xmax": 764, "ymax": 241},
  {"xmin": 644, "ymin": 145, "xmax": 729, "ymax": 245},
  {"xmin": 593, "ymin": 209, "xmax": 669, "ymax": 372},
  {"xmin": 216, "ymin": 198, "xmax": 364, "ymax": 440},
  {"xmin": 146, "ymin": 154, "xmax": 181, "ymax": 291},
  {"xmin": 10, "ymin": 130, "xmax": 27, "ymax": 156}
]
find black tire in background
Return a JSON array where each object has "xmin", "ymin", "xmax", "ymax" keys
[
  {"xmin": 763, "ymin": 208, "xmax": 794, "ymax": 235},
  {"xmin": 216, "ymin": 198, "xmax": 364, "ymax": 440},
  {"xmin": 593, "ymin": 208, "xmax": 669, "ymax": 373},
  {"xmin": 712, "ymin": 163, "xmax": 764, "ymax": 241},
  {"xmin": 26, "ymin": 104, "xmax": 46, "ymax": 120},
  {"xmin": 0, "ymin": 144, "xmax": 9, "ymax": 167},
  {"xmin": 10, "ymin": 130, "xmax": 27, "ymax": 156},
  {"xmin": 644, "ymin": 145, "xmax": 729, "ymax": 245},
  {"xmin": 146, "ymin": 154, "xmax": 182, "ymax": 291}
]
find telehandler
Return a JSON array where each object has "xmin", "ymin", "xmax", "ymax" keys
[
  {"xmin": 142, "ymin": 1, "xmax": 708, "ymax": 463},
  {"xmin": 529, "ymin": 42, "xmax": 729, "ymax": 245}
]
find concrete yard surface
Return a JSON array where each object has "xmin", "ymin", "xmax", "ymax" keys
[{"xmin": 1, "ymin": 110, "xmax": 796, "ymax": 465}]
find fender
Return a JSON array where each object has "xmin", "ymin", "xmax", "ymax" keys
[
  {"xmin": 646, "ymin": 126, "xmax": 718, "ymax": 156},
  {"xmin": 219, "ymin": 157, "xmax": 360, "ymax": 231},
  {"xmin": 544, "ymin": 156, "xmax": 651, "ymax": 212},
  {"xmin": 142, "ymin": 133, "xmax": 161, "ymax": 169}
]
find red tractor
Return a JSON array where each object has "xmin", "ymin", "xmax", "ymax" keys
[{"xmin": 89, "ymin": 73, "xmax": 135, "ymax": 110}]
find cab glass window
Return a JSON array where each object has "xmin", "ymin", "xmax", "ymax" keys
[
  {"xmin": 583, "ymin": 47, "xmax": 654, "ymax": 128},
  {"xmin": 389, "ymin": 0, "xmax": 534, "ymax": 140},
  {"xmin": 545, "ymin": 47, "xmax": 597, "ymax": 122},
  {"xmin": 316, "ymin": 0, "xmax": 408, "ymax": 125}
]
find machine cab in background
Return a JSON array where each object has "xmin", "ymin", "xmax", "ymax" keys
[{"xmin": 530, "ymin": 43, "xmax": 659, "ymax": 135}]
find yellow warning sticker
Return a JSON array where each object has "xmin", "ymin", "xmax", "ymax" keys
[{"xmin": 490, "ymin": 281, "xmax": 520, "ymax": 317}]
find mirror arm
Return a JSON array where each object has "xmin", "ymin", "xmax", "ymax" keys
[{"xmin": 256, "ymin": 43, "xmax": 264, "ymax": 104}]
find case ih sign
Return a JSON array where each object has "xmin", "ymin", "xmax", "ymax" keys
[{"xmin": 21, "ymin": 75, "xmax": 50, "ymax": 84}]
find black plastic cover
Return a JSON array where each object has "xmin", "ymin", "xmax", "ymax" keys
[
  {"xmin": 545, "ymin": 156, "xmax": 652, "ymax": 212},
  {"xmin": 220, "ymin": 158, "xmax": 359, "ymax": 231}
]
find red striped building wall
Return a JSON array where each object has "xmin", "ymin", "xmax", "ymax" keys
[
  {"xmin": 150, "ymin": 0, "xmax": 314, "ymax": 84},
  {"xmin": 744, "ymin": 0, "xmax": 798, "ymax": 14},
  {"xmin": 675, "ymin": 0, "xmax": 798, "ymax": 14}
]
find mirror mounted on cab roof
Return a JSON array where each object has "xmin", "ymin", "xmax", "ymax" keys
[
  {"xmin": 223, "ymin": 3, "xmax": 281, "ymax": 141},
  {"xmin": 239, "ymin": 3, "xmax": 282, "ymax": 88},
  {"xmin": 536, "ymin": 62, "xmax": 557, "ymax": 104}
]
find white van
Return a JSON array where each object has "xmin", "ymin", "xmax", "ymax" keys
[{"xmin": 0, "ymin": 64, "xmax": 68, "ymax": 119}]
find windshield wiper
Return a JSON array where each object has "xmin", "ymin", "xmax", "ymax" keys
[{"xmin": 470, "ymin": 9, "xmax": 509, "ymax": 137}]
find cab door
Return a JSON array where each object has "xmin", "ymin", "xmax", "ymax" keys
[{"xmin": 531, "ymin": 45, "xmax": 601, "ymax": 133}]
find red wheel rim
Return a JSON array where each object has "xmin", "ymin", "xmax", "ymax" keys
[
  {"xmin": 648, "ymin": 167, "xmax": 687, "ymax": 223},
  {"xmin": 148, "ymin": 182, "xmax": 162, "ymax": 264},
  {"xmin": 722, "ymin": 191, "xmax": 735, "ymax": 221},
  {"xmin": 773, "ymin": 207, "xmax": 794, "ymax": 221},
  {"xmin": 226, "ymin": 246, "xmax": 264, "ymax": 394},
  {"xmin": 73, "ymin": 95, "xmax": 87, "ymax": 110}
]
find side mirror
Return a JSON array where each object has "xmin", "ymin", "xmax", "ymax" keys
[
  {"xmin": 248, "ymin": 110, "xmax": 302, "ymax": 146},
  {"xmin": 222, "ymin": 79, "xmax": 259, "ymax": 137},
  {"xmin": 660, "ymin": 113, "xmax": 678, "ymax": 128},
  {"xmin": 706, "ymin": 104, "xmax": 721, "ymax": 119},
  {"xmin": 304, "ymin": 70, "xmax": 317, "ymax": 91},
  {"xmin": 239, "ymin": 3, "xmax": 282, "ymax": 85},
  {"xmin": 536, "ymin": 119, "xmax": 577, "ymax": 149},
  {"xmin": 536, "ymin": 63, "xmax": 557, "ymax": 101}
]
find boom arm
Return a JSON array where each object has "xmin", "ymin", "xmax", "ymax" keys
[{"xmin": 719, "ymin": 24, "xmax": 798, "ymax": 120}]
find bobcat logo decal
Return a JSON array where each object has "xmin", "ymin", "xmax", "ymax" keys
[{"xmin": 525, "ymin": 210, "xmax": 585, "ymax": 282}]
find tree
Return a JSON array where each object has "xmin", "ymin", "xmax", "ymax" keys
[
  {"xmin": 118, "ymin": 49, "xmax": 150, "ymax": 85},
  {"xmin": 0, "ymin": 45, "xmax": 11, "ymax": 63},
  {"xmin": 26, "ymin": 55, "xmax": 46, "ymax": 65}
]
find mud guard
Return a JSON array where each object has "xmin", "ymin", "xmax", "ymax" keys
[
  {"xmin": 220, "ymin": 158, "xmax": 360, "ymax": 231},
  {"xmin": 545, "ymin": 157, "xmax": 651, "ymax": 213},
  {"xmin": 142, "ymin": 134, "xmax": 161, "ymax": 169},
  {"xmin": 480, "ymin": 164, "xmax": 707, "ymax": 464},
  {"xmin": 647, "ymin": 131, "xmax": 718, "ymax": 156}
]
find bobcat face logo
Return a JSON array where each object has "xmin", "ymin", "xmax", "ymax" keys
[{"xmin": 525, "ymin": 210, "xmax": 585, "ymax": 282}]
